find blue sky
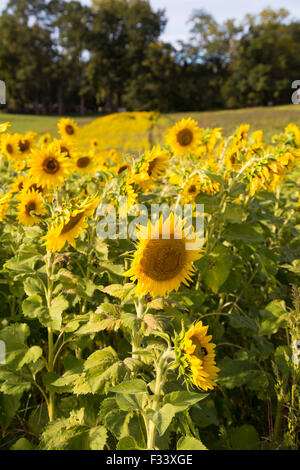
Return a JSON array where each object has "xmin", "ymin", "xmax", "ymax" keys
[{"xmin": 0, "ymin": 0, "xmax": 300, "ymax": 44}]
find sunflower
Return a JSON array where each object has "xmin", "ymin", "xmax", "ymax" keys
[
  {"xmin": 11, "ymin": 175, "xmax": 26, "ymax": 193},
  {"xmin": 125, "ymin": 212, "xmax": 203, "ymax": 298},
  {"xmin": 53, "ymin": 139, "xmax": 74, "ymax": 159},
  {"xmin": 90, "ymin": 138, "xmax": 100, "ymax": 150},
  {"xmin": 134, "ymin": 146, "xmax": 170, "ymax": 191},
  {"xmin": 40, "ymin": 133, "xmax": 51, "ymax": 147},
  {"xmin": 12, "ymin": 160, "xmax": 26, "ymax": 172},
  {"xmin": 16, "ymin": 132, "xmax": 37, "ymax": 156},
  {"xmin": 174, "ymin": 321, "xmax": 219, "ymax": 391},
  {"xmin": 183, "ymin": 175, "xmax": 201, "ymax": 203},
  {"xmin": 28, "ymin": 143, "xmax": 72, "ymax": 189},
  {"xmin": 116, "ymin": 162, "xmax": 131, "ymax": 176},
  {"xmin": 166, "ymin": 118, "xmax": 201, "ymax": 156},
  {"xmin": 1, "ymin": 134, "xmax": 20, "ymax": 160},
  {"xmin": 57, "ymin": 118, "xmax": 78, "ymax": 141},
  {"xmin": 17, "ymin": 189, "xmax": 46, "ymax": 226},
  {"xmin": 73, "ymin": 151, "xmax": 96, "ymax": 174},
  {"xmin": 0, "ymin": 193, "xmax": 11, "ymax": 222},
  {"xmin": 43, "ymin": 195, "xmax": 99, "ymax": 252}
]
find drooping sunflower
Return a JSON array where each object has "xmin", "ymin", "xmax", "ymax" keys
[
  {"xmin": 125, "ymin": 212, "xmax": 203, "ymax": 298},
  {"xmin": 43, "ymin": 195, "xmax": 99, "ymax": 252},
  {"xmin": 0, "ymin": 193, "xmax": 11, "ymax": 222},
  {"xmin": 174, "ymin": 321, "xmax": 220, "ymax": 391},
  {"xmin": 1, "ymin": 134, "xmax": 20, "ymax": 160},
  {"xmin": 166, "ymin": 118, "xmax": 202, "ymax": 157},
  {"xmin": 115, "ymin": 162, "xmax": 131, "ymax": 176},
  {"xmin": 28, "ymin": 143, "xmax": 72, "ymax": 189},
  {"xmin": 16, "ymin": 189, "xmax": 46, "ymax": 226},
  {"xmin": 57, "ymin": 118, "xmax": 78, "ymax": 141}
]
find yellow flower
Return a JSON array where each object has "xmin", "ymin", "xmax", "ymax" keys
[
  {"xmin": 16, "ymin": 189, "xmax": 46, "ymax": 226},
  {"xmin": 16, "ymin": 132, "xmax": 37, "ymax": 156},
  {"xmin": 28, "ymin": 143, "xmax": 72, "ymax": 189},
  {"xmin": 53, "ymin": 138, "xmax": 74, "ymax": 159},
  {"xmin": 57, "ymin": 118, "xmax": 78, "ymax": 141},
  {"xmin": 166, "ymin": 118, "xmax": 201, "ymax": 156},
  {"xmin": 125, "ymin": 212, "xmax": 203, "ymax": 298},
  {"xmin": 11, "ymin": 175, "xmax": 26, "ymax": 193},
  {"xmin": 90, "ymin": 138, "xmax": 100, "ymax": 150},
  {"xmin": 135, "ymin": 146, "xmax": 170, "ymax": 191},
  {"xmin": 1, "ymin": 134, "xmax": 20, "ymax": 160},
  {"xmin": 43, "ymin": 195, "xmax": 99, "ymax": 252},
  {"xmin": 73, "ymin": 151, "xmax": 97, "ymax": 175},
  {"xmin": 183, "ymin": 176, "xmax": 201, "ymax": 203},
  {"xmin": 174, "ymin": 321, "xmax": 219, "ymax": 391},
  {"xmin": 40, "ymin": 133, "xmax": 51, "ymax": 147}
]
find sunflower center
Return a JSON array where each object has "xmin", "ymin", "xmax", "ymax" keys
[
  {"xmin": 140, "ymin": 238, "xmax": 186, "ymax": 281},
  {"xmin": 61, "ymin": 146, "xmax": 70, "ymax": 158},
  {"xmin": 6, "ymin": 144, "xmax": 13, "ymax": 154},
  {"xmin": 43, "ymin": 157, "xmax": 60, "ymax": 174},
  {"xmin": 147, "ymin": 158, "xmax": 158, "ymax": 176},
  {"xmin": 177, "ymin": 129, "xmax": 193, "ymax": 146},
  {"xmin": 118, "ymin": 164, "xmax": 129, "ymax": 174},
  {"xmin": 19, "ymin": 139, "xmax": 30, "ymax": 153},
  {"xmin": 77, "ymin": 157, "xmax": 90, "ymax": 168},
  {"xmin": 190, "ymin": 335, "xmax": 208, "ymax": 359},
  {"xmin": 188, "ymin": 184, "xmax": 197, "ymax": 194},
  {"xmin": 25, "ymin": 201, "xmax": 36, "ymax": 216},
  {"xmin": 60, "ymin": 212, "xmax": 85, "ymax": 235},
  {"xmin": 65, "ymin": 125, "xmax": 75, "ymax": 135},
  {"xmin": 18, "ymin": 182, "xmax": 24, "ymax": 191}
]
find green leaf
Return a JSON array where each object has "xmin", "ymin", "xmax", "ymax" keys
[
  {"xmin": 147, "ymin": 403, "xmax": 175, "ymax": 436},
  {"xmin": 49, "ymin": 295, "xmax": 69, "ymax": 331},
  {"xmin": 202, "ymin": 245, "xmax": 232, "ymax": 293},
  {"xmin": 110, "ymin": 379, "xmax": 147, "ymax": 394},
  {"xmin": 116, "ymin": 436, "xmax": 143, "ymax": 450},
  {"xmin": 177, "ymin": 436, "xmax": 207, "ymax": 450},
  {"xmin": 22, "ymin": 295, "xmax": 44, "ymax": 319},
  {"xmin": 163, "ymin": 391, "xmax": 208, "ymax": 413},
  {"xmin": 224, "ymin": 223, "xmax": 264, "ymax": 243},
  {"xmin": 84, "ymin": 347, "xmax": 127, "ymax": 394},
  {"xmin": 10, "ymin": 437, "xmax": 34, "ymax": 450}
]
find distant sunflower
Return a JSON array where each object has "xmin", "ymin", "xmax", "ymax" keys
[
  {"xmin": 116, "ymin": 162, "xmax": 131, "ymax": 175},
  {"xmin": 1, "ymin": 134, "xmax": 20, "ymax": 160},
  {"xmin": 183, "ymin": 176, "xmax": 201, "ymax": 203},
  {"xmin": 174, "ymin": 321, "xmax": 219, "ymax": 391},
  {"xmin": 28, "ymin": 143, "xmax": 72, "ymax": 189},
  {"xmin": 73, "ymin": 151, "xmax": 96, "ymax": 174},
  {"xmin": 57, "ymin": 118, "xmax": 78, "ymax": 141},
  {"xmin": 17, "ymin": 189, "xmax": 46, "ymax": 226},
  {"xmin": 125, "ymin": 212, "xmax": 203, "ymax": 298},
  {"xmin": 17, "ymin": 132, "xmax": 37, "ymax": 156},
  {"xmin": 43, "ymin": 195, "xmax": 99, "ymax": 252},
  {"xmin": 11, "ymin": 175, "xmax": 26, "ymax": 193},
  {"xmin": 90, "ymin": 138, "xmax": 100, "ymax": 150},
  {"xmin": 166, "ymin": 118, "xmax": 201, "ymax": 156},
  {"xmin": 40, "ymin": 133, "xmax": 51, "ymax": 147},
  {"xmin": 53, "ymin": 139, "xmax": 74, "ymax": 159}
]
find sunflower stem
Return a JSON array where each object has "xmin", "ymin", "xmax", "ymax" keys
[
  {"xmin": 45, "ymin": 251, "xmax": 56, "ymax": 422},
  {"xmin": 132, "ymin": 296, "xmax": 145, "ymax": 355}
]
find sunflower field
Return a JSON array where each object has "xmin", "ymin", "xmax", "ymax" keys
[{"xmin": 0, "ymin": 113, "xmax": 299, "ymax": 451}]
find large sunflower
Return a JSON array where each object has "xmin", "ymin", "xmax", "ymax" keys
[
  {"xmin": 17, "ymin": 189, "xmax": 46, "ymax": 226},
  {"xmin": 43, "ymin": 195, "xmax": 99, "ymax": 252},
  {"xmin": 174, "ymin": 321, "xmax": 220, "ymax": 391},
  {"xmin": 125, "ymin": 213, "xmax": 203, "ymax": 298},
  {"xmin": 57, "ymin": 118, "xmax": 78, "ymax": 141},
  {"xmin": 28, "ymin": 143, "xmax": 72, "ymax": 189},
  {"xmin": 166, "ymin": 118, "xmax": 202, "ymax": 157}
]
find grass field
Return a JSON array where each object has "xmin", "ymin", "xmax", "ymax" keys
[{"xmin": 2, "ymin": 104, "xmax": 300, "ymax": 141}]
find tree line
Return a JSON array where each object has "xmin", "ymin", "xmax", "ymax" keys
[{"xmin": 0, "ymin": 0, "xmax": 300, "ymax": 114}]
